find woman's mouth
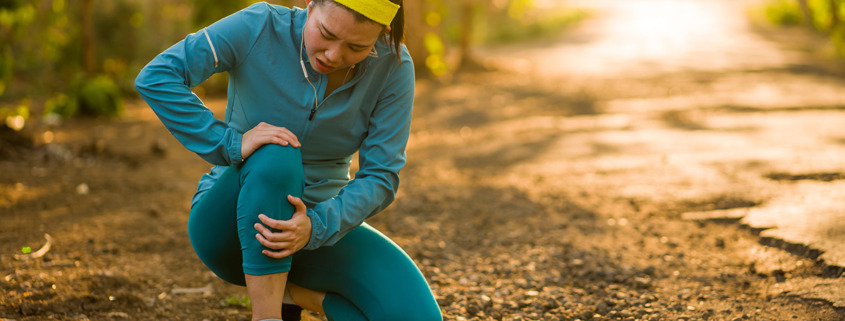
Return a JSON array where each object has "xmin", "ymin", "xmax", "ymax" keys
[{"xmin": 314, "ymin": 59, "xmax": 336, "ymax": 73}]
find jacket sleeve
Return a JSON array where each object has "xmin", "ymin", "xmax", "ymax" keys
[
  {"xmin": 303, "ymin": 51, "xmax": 415, "ymax": 250},
  {"xmin": 134, "ymin": 3, "xmax": 269, "ymax": 166}
]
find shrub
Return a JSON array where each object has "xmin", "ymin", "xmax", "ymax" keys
[
  {"xmin": 765, "ymin": 0, "xmax": 803, "ymax": 26},
  {"xmin": 77, "ymin": 75, "xmax": 124, "ymax": 117},
  {"xmin": 43, "ymin": 93, "xmax": 79, "ymax": 118}
]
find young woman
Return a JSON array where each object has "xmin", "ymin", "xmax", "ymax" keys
[{"xmin": 135, "ymin": 0, "xmax": 442, "ymax": 320}]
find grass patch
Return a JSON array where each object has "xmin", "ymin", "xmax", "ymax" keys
[{"xmin": 219, "ymin": 294, "xmax": 250, "ymax": 309}]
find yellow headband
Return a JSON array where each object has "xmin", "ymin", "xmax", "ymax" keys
[{"xmin": 333, "ymin": 0, "xmax": 399, "ymax": 26}]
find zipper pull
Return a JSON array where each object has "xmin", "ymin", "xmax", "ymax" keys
[{"xmin": 308, "ymin": 108, "xmax": 316, "ymax": 121}]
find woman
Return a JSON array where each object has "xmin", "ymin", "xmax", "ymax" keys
[{"xmin": 134, "ymin": 0, "xmax": 442, "ymax": 320}]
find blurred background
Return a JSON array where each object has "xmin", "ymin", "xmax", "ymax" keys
[
  {"xmin": 0, "ymin": 0, "xmax": 593, "ymax": 127},
  {"xmin": 3, "ymin": 0, "xmax": 845, "ymax": 320},
  {"xmin": 0, "ymin": 0, "xmax": 843, "ymax": 126}
]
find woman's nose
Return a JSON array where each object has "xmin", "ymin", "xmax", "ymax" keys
[{"xmin": 325, "ymin": 46, "xmax": 343, "ymax": 64}]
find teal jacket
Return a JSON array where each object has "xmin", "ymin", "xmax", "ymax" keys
[{"xmin": 135, "ymin": 2, "xmax": 414, "ymax": 250}]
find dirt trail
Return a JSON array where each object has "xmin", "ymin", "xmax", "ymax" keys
[
  {"xmin": 2, "ymin": 0, "xmax": 845, "ymax": 320},
  {"xmin": 480, "ymin": 0, "xmax": 845, "ymax": 272}
]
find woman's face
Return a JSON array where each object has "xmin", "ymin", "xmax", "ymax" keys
[{"xmin": 304, "ymin": 1, "xmax": 384, "ymax": 74}]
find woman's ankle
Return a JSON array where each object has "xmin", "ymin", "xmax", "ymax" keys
[{"xmin": 287, "ymin": 283, "xmax": 326, "ymax": 314}]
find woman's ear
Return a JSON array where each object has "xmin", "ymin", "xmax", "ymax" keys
[{"xmin": 384, "ymin": 26, "xmax": 392, "ymax": 34}]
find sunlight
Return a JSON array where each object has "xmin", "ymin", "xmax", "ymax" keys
[
  {"xmin": 600, "ymin": 0, "xmax": 735, "ymax": 65},
  {"xmin": 489, "ymin": 0, "xmax": 788, "ymax": 77}
]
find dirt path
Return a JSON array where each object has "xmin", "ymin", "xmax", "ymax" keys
[
  {"xmin": 480, "ymin": 0, "xmax": 845, "ymax": 271},
  {"xmin": 2, "ymin": 0, "xmax": 845, "ymax": 320}
]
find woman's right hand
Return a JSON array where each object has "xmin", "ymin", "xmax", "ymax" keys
[{"xmin": 241, "ymin": 122, "xmax": 301, "ymax": 159}]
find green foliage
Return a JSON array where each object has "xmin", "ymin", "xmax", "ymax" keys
[
  {"xmin": 77, "ymin": 76, "xmax": 124, "ymax": 117},
  {"xmin": 808, "ymin": 0, "xmax": 844, "ymax": 30},
  {"xmin": 762, "ymin": 0, "xmax": 845, "ymax": 58},
  {"xmin": 44, "ymin": 75, "xmax": 123, "ymax": 119},
  {"xmin": 192, "ymin": 0, "xmax": 295, "ymax": 29},
  {"xmin": 192, "ymin": 0, "xmax": 247, "ymax": 29},
  {"xmin": 41, "ymin": 75, "xmax": 123, "ymax": 119},
  {"xmin": 764, "ymin": 0, "xmax": 803, "ymax": 26},
  {"xmin": 764, "ymin": 0, "xmax": 843, "ymax": 29},
  {"xmin": 424, "ymin": 32, "xmax": 448, "ymax": 76},
  {"xmin": 832, "ymin": 23, "xmax": 845, "ymax": 55},
  {"xmin": 0, "ymin": 1, "xmax": 34, "ymax": 29},
  {"xmin": 0, "ymin": 0, "xmax": 23, "ymax": 10},
  {"xmin": 483, "ymin": 7, "xmax": 591, "ymax": 44},
  {"xmin": 44, "ymin": 93, "xmax": 79, "ymax": 119},
  {"xmin": 437, "ymin": 0, "xmax": 590, "ymax": 47},
  {"xmin": 94, "ymin": 2, "xmax": 141, "ymax": 74},
  {"xmin": 0, "ymin": 48, "xmax": 11, "ymax": 97},
  {"xmin": 218, "ymin": 294, "xmax": 251, "ymax": 308},
  {"xmin": 2, "ymin": 0, "xmax": 75, "ymax": 105}
]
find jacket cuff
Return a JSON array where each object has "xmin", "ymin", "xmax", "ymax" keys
[
  {"xmin": 227, "ymin": 129, "xmax": 244, "ymax": 166},
  {"xmin": 303, "ymin": 208, "xmax": 325, "ymax": 250}
]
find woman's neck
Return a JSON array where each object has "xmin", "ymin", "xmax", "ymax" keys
[{"xmin": 324, "ymin": 66, "xmax": 355, "ymax": 98}]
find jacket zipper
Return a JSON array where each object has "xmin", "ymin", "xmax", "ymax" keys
[{"xmin": 301, "ymin": 67, "xmax": 363, "ymax": 140}]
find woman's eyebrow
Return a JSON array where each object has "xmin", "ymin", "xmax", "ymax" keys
[{"xmin": 320, "ymin": 22, "xmax": 376, "ymax": 48}]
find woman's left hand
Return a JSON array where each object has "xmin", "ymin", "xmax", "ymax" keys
[{"xmin": 254, "ymin": 195, "xmax": 312, "ymax": 259}]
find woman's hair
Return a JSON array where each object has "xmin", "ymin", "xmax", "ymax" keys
[{"xmin": 312, "ymin": 0, "xmax": 405, "ymax": 58}]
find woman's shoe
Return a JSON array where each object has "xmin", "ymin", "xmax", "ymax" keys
[{"xmin": 282, "ymin": 303, "xmax": 302, "ymax": 321}]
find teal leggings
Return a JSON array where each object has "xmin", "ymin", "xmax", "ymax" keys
[{"xmin": 188, "ymin": 145, "xmax": 442, "ymax": 321}]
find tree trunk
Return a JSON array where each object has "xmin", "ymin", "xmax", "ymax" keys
[
  {"xmin": 830, "ymin": 0, "xmax": 840, "ymax": 29},
  {"xmin": 798, "ymin": 0, "xmax": 814, "ymax": 29},
  {"xmin": 403, "ymin": 0, "xmax": 432, "ymax": 78},
  {"xmin": 81, "ymin": 0, "xmax": 96, "ymax": 76},
  {"xmin": 457, "ymin": 0, "xmax": 476, "ymax": 70}
]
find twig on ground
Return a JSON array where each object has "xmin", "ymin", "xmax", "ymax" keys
[
  {"xmin": 14, "ymin": 234, "xmax": 52, "ymax": 260},
  {"xmin": 172, "ymin": 284, "xmax": 213, "ymax": 295}
]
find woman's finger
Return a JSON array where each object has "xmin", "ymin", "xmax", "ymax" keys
[
  {"xmin": 243, "ymin": 124, "xmax": 301, "ymax": 157},
  {"xmin": 254, "ymin": 225, "xmax": 288, "ymax": 243},
  {"xmin": 272, "ymin": 130, "xmax": 300, "ymax": 147},
  {"xmin": 257, "ymin": 214, "xmax": 284, "ymax": 229},
  {"xmin": 255, "ymin": 130, "xmax": 290, "ymax": 146},
  {"xmin": 257, "ymin": 126, "xmax": 299, "ymax": 147},
  {"xmin": 254, "ymin": 221, "xmax": 275, "ymax": 237},
  {"xmin": 255, "ymin": 217, "xmax": 296, "ymax": 241},
  {"xmin": 256, "ymin": 233, "xmax": 291, "ymax": 250},
  {"xmin": 262, "ymin": 249, "xmax": 292, "ymax": 259},
  {"xmin": 288, "ymin": 195, "xmax": 307, "ymax": 213},
  {"xmin": 280, "ymin": 128, "xmax": 301, "ymax": 147}
]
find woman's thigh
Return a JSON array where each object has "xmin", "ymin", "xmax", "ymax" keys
[{"xmin": 290, "ymin": 223, "xmax": 442, "ymax": 321}]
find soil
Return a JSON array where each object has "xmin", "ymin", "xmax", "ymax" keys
[
  {"xmin": 1, "ymin": 70, "xmax": 843, "ymax": 320},
  {"xmin": 3, "ymin": 1, "xmax": 845, "ymax": 320}
]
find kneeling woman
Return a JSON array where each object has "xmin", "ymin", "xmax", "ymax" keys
[{"xmin": 135, "ymin": 0, "xmax": 442, "ymax": 320}]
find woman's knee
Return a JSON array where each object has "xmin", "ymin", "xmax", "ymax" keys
[{"xmin": 240, "ymin": 144, "xmax": 304, "ymax": 190}]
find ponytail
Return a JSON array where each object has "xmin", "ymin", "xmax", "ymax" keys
[{"xmin": 387, "ymin": 0, "xmax": 405, "ymax": 59}]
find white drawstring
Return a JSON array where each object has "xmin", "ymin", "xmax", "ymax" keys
[{"xmin": 203, "ymin": 29, "xmax": 219, "ymax": 68}]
